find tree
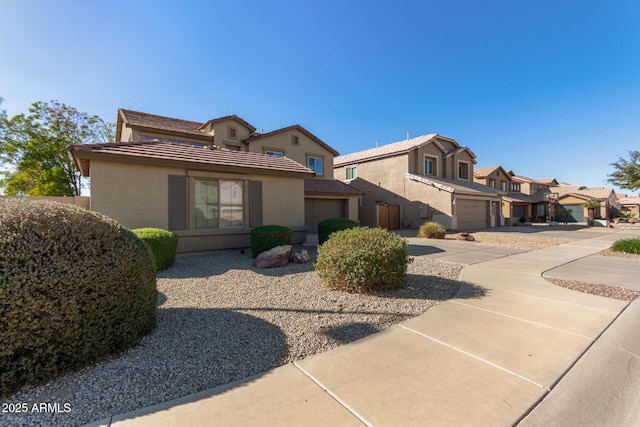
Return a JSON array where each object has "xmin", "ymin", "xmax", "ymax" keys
[
  {"xmin": 556, "ymin": 207, "xmax": 573, "ymax": 225},
  {"xmin": 0, "ymin": 100, "xmax": 115, "ymax": 196},
  {"xmin": 582, "ymin": 199, "xmax": 602, "ymax": 223},
  {"xmin": 607, "ymin": 150, "xmax": 640, "ymax": 192}
]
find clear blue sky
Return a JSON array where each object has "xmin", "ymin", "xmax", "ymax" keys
[{"xmin": 2, "ymin": 0, "xmax": 639, "ymax": 194}]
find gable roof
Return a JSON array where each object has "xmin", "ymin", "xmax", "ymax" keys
[
  {"xmin": 68, "ymin": 141, "xmax": 314, "ymax": 178},
  {"xmin": 618, "ymin": 196, "xmax": 640, "ymax": 205},
  {"xmin": 117, "ymin": 109, "xmax": 210, "ymax": 139},
  {"xmin": 247, "ymin": 124, "xmax": 339, "ymax": 156},
  {"xmin": 198, "ymin": 115, "xmax": 257, "ymax": 133},
  {"xmin": 473, "ymin": 165, "xmax": 510, "ymax": 178},
  {"xmin": 554, "ymin": 185, "xmax": 615, "ymax": 200},
  {"xmin": 334, "ymin": 134, "xmax": 439, "ymax": 166},
  {"xmin": 406, "ymin": 173, "xmax": 502, "ymax": 196},
  {"xmin": 304, "ymin": 178, "xmax": 362, "ymax": 195}
]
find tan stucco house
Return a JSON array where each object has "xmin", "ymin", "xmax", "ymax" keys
[
  {"xmin": 68, "ymin": 109, "xmax": 359, "ymax": 252},
  {"xmin": 334, "ymin": 134, "xmax": 502, "ymax": 230},
  {"xmin": 617, "ymin": 195, "xmax": 640, "ymax": 221},
  {"xmin": 553, "ymin": 184, "xmax": 619, "ymax": 222}
]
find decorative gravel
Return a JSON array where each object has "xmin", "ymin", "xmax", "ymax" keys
[
  {"xmin": 1, "ymin": 249, "xmax": 463, "ymax": 427},
  {"xmin": 450, "ymin": 231, "xmax": 572, "ymax": 250}
]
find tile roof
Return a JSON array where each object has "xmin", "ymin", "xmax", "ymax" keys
[
  {"xmin": 199, "ymin": 115, "xmax": 257, "ymax": 133},
  {"xmin": 247, "ymin": 125, "xmax": 339, "ymax": 156},
  {"xmin": 304, "ymin": 178, "xmax": 362, "ymax": 195},
  {"xmin": 119, "ymin": 109, "xmax": 209, "ymax": 138},
  {"xmin": 473, "ymin": 166, "xmax": 501, "ymax": 177},
  {"xmin": 554, "ymin": 185, "xmax": 615, "ymax": 200},
  {"xmin": 618, "ymin": 196, "xmax": 640, "ymax": 205},
  {"xmin": 503, "ymin": 192, "xmax": 550, "ymax": 203},
  {"xmin": 406, "ymin": 173, "xmax": 502, "ymax": 196},
  {"xmin": 68, "ymin": 141, "xmax": 314, "ymax": 177},
  {"xmin": 334, "ymin": 134, "xmax": 439, "ymax": 166}
]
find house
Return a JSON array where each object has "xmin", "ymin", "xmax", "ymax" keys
[
  {"xmin": 334, "ymin": 134, "xmax": 503, "ymax": 230},
  {"xmin": 474, "ymin": 167, "xmax": 555, "ymax": 224},
  {"xmin": 68, "ymin": 110, "xmax": 360, "ymax": 252},
  {"xmin": 553, "ymin": 184, "xmax": 619, "ymax": 222},
  {"xmin": 617, "ymin": 194, "xmax": 640, "ymax": 221}
]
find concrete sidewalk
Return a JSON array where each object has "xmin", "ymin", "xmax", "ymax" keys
[{"xmin": 90, "ymin": 230, "xmax": 640, "ymax": 427}]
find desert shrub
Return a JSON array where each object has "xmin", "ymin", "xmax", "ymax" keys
[
  {"xmin": 133, "ymin": 228, "xmax": 178, "ymax": 271},
  {"xmin": 251, "ymin": 225, "xmax": 293, "ymax": 257},
  {"xmin": 317, "ymin": 217, "xmax": 360, "ymax": 245},
  {"xmin": 315, "ymin": 227, "xmax": 412, "ymax": 293},
  {"xmin": 611, "ymin": 238, "xmax": 640, "ymax": 254},
  {"xmin": 417, "ymin": 221, "xmax": 446, "ymax": 239},
  {"xmin": 0, "ymin": 199, "xmax": 157, "ymax": 397}
]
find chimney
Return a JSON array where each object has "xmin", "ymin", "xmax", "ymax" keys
[{"xmin": 407, "ymin": 131, "xmax": 410, "ymax": 140}]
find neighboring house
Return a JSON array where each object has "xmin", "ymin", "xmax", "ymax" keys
[
  {"xmin": 334, "ymin": 134, "xmax": 503, "ymax": 230},
  {"xmin": 68, "ymin": 109, "xmax": 360, "ymax": 252},
  {"xmin": 553, "ymin": 184, "xmax": 619, "ymax": 222},
  {"xmin": 617, "ymin": 195, "xmax": 640, "ymax": 220},
  {"xmin": 474, "ymin": 167, "xmax": 555, "ymax": 224}
]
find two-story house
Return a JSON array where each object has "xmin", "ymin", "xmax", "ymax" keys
[
  {"xmin": 334, "ymin": 134, "xmax": 502, "ymax": 230},
  {"xmin": 68, "ymin": 109, "xmax": 360, "ymax": 252}
]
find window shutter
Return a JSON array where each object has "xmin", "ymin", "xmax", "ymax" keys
[
  {"xmin": 249, "ymin": 180, "xmax": 263, "ymax": 227},
  {"xmin": 168, "ymin": 175, "xmax": 188, "ymax": 230}
]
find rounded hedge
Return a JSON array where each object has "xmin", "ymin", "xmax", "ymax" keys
[
  {"xmin": 317, "ymin": 217, "xmax": 360, "ymax": 245},
  {"xmin": 417, "ymin": 221, "xmax": 446, "ymax": 239},
  {"xmin": 251, "ymin": 225, "xmax": 293, "ymax": 257},
  {"xmin": 133, "ymin": 228, "xmax": 179, "ymax": 271},
  {"xmin": 315, "ymin": 227, "xmax": 412, "ymax": 293},
  {"xmin": 0, "ymin": 199, "xmax": 157, "ymax": 397}
]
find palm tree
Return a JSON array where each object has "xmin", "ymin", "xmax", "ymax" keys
[
  {"xmin": 582, "ymin": 200, "xmax": 602, "ymax": 224},
  {"xmin": 556, "ymin": 208, "xmax": 573, "ymax": 225}
]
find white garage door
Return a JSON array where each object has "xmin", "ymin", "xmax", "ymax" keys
[
  {"xmin": 456, "ymin": 199, "xmax": 489, "ymax": 230},
  {"xmin": 305, "ymin": 199, "xmax": 345, "ymax": 233}
]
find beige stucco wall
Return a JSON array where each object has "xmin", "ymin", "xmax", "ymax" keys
[
  {"xmin": 211, "ymin": 120, "xmax": 253, "ymax": 150},
  {"xmin": 128, "ymin": 128, "xmax": 211, "ymax": 146},
  {"xmin": 247, "ymin": 131, "xmax": 335, "ymax": 178}
]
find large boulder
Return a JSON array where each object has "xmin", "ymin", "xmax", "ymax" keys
[{"xmin": 253, "ymin": 245, "xmax": 292, "ymax": 268}]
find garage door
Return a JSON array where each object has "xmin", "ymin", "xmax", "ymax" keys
[
  {"xmin": 456, "ymin": 199, "xmax": 489, "ymax": 230},
  {"xmin": 555, "ymin": 204, "xmax": 584, "ymax": 222},
  {"xmin": 305, "ymin": 199, "xmax": 345, "ymax": 233}
]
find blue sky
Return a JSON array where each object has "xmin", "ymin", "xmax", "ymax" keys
[{"xmin": 1, "ymin": 0, "xmax": 639, "ymax": 194}]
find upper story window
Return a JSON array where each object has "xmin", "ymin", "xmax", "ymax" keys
[
  {"xmin": 500, "ymin": 181, "xmax": 507, "ymax": 191},
  {"xmin": 144, "ymin": 136, "xmax": 162, "ymax": 142},
  {"xmin": 226, "ymin": 145, "xmax": 240, "ymax": 152},
  {"xmin": 510, "ymin": 183, "xmax": 521, "ymax": 192},
  {"xmin": 291, "ymin": 135, "xmax": 299, "ymax": 146},
  {"xmin": 167, "ymin": 139, "xmax": 183, "ymax": 144},
  {"xmin": 346, "ymin": 166, "xmax": 357, "ymax": 180},
  {"xmin": 307, "ymin": 156, "xmax": 323, "ymax": 176},
  {"xmin": 265, "ymin": 150, "xmax": 284, "ymax": 157},
  {"xmin": 458, "ymin": 161, "xmax": 470, "ymax": 180},
  {"xmin": 228, "ymin": 127, "xmax": 237, "ymax": 139},
  {"xmin": 489, "ymin": 178, "xmax": 496, "ymax": 188},
  {"xmin": 424, "ymin": 155, "xmax": 437, "ymax": 176}
]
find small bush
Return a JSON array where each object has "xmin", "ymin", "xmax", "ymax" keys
[
  {"xmin": 318, "ymin": 217, "xmax": 360, "ymax": 245},
  {"xmin": 611, "ymin": 238, "xmax": 640, "ymax": 254},
  {"xmin": 0, "ymin": 199, "xmax": 157, "ymax": 397},
  {"xmin": 251, "ymin": 225, "xmax": 293, "ymax": 257},
  {"xmin": 315, "ymin": 227, "xmax": 412, "ymax": 293},
  {"xmin": 133, "ymin": 228, "xmax": 178, "ymax": 271},
  {"xmin": 418, "ymin": 221, "xmax": 446, "ymax": 239}
]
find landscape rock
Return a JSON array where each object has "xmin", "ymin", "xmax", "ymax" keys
[
  {"xmin": 253, "ymin": 245, "xmax": 292, "ymax": 268},
  {"xmin": 457, "ymin": 232, "xmax": 475, "ymax": 241},
  {"xmin": 291, "ymin": 249, "xmax": 310, "ymax": 264}
]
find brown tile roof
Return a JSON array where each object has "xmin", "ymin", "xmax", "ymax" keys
[
  {"xmin": 334, "ymin": 134, "xmax": 440, "ymax": 166},
  {"xmin": 247, "ymin": 125, "xmax": 339, "ymax": 156},
  {"xmin": 555, "ymin": 185, "xmax": 615, "ymax": 200},
  {"xmin": 473, "ymin": 165, "xmax": 510, "ymax": 178},
  {"xmin": 118, "ymin": 109, "xmax": 210, "ymax": 138},
  {"xmin": 68, "ymin": 141, "xmax": 314, "ymax": 178},
  {"xmin": 199, "ymin": 115, "xmax": 256, "ymax": 133},
  {"xmin": 304, "ymin": 178, "xmax": 362, "ymax": 195},
  {"xmin": 406, "ymin": 173, "xmax": 502, "ymax": 196}
]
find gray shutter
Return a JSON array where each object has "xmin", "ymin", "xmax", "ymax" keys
[
  {"xmin": 168, "ymin": 175, "xmax": 188, "ymax": 230},
  {"xmin": 249, "ymin": 180, "xmax": 263, "ymax": 227}
]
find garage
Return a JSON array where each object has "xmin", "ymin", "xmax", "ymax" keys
[
  {"xmin": 456, "ymin": 199, "xmax": 489, "ymax": 230},
  {"xmin": 305, "ymin": 198, "xmax": 346, "ymax": 233},
  {"xmin": 555, "ymin": 204, "xmax": 584, "ymax": 222}
]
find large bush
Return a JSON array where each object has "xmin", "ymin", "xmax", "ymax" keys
[
  {"xmin": 0, "ymin": 199, "xmax": 157, "ymax": 397},
  {"xmin": 133, "ymin": 228, "xmax": 178, "ymax": 271},
  {"xmin": 418, "ymin": 221, "xmax": 446, "ymax": 239},
  {"xmin": 317, "ymin": 217, "xmax": 360, "ymax": 245},
  {"xmin": 611, "ymin": 238, "xmax": 640, "ymax": 254},
  {"xmin": 251, "ymin": 225, "xmax": 293, "ymax": 257},
  {"xmin": 315, "ymin": 227, "xmax": 412, "ymax": 293}
]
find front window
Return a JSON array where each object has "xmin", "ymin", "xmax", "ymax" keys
[
  {"xmin": 265, "ymin": 150, "xmax": 284, "ymax": 157},
  {"xmin": 458, "ymin": 162, "xmax": 469, "ymax": 180},
  {"xmin": 346, "ymin": 166, "xmax": 357, "ymax": 180},
  {"xmin": 194, "ymin": 179, "xmax": 243, "ymax": 228},
  {"xmin": 424, "ymin": 156, "xmax": 437, "ymax": 176},
  {"xmin": 228, "ymin": 127, "xmax": 237, "ymax": 139},
  {"xmin": 489, "ymin": 178, "xmax": 496, "ymax": 188},
  {"xmin": 500, "ymin": 181, "xmax": 507, "ymax": 191},
  {"xmin": 308, "ymin": 156, "xmax": 323, "ymax": 175},
  {"xmin": 511, "ymin": 183, "xmax": 521, "ymax": 192}
]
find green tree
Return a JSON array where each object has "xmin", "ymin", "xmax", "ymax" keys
[
  {"xmin": 0, "ymin": 100, "xmax": 114, "ymax": 196},
  {"xmin": 608, "ymin": 150, "xmax": 640, "ymax": 192}
]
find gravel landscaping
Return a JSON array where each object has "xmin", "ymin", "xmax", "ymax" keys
[
  {"xmin": 3, "ymin": 229, "xmax": 638, "ymax": 427},
  {"xmin": 2, "ymin": 249, "xmax": 465, "ymax": 427}
]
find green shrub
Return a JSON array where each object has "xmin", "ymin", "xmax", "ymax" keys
[
  {"xmin": 318, "ymin": 217, "xmax": 360, "ymax": 245},
  {"xmin": 315, "ymin": 227, "xmax": 412, "ymax": 293},
  {"xmin": 133, "ymin": 228, "xmax": 178, "ymax": 271},
  {"xmin": 0, "ymin": 199, "xmax": 157, "ymax": 397},
  {"xmin": 251, "ymin": 225, "xmax": 293, "ymax": 257},
  {"xmin": 611, "ymin": 238, "xmax": 640, "ymax": 254},
  {"xmin": 417, "ymin": 221, "xmax": 446, "ymax": 239}
]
